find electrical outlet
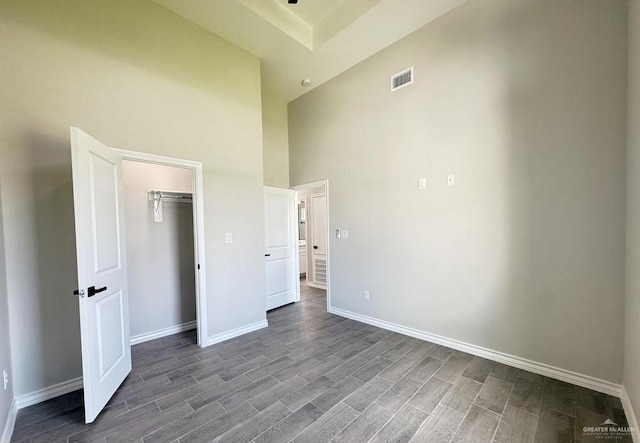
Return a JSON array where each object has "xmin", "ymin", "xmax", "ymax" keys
[
  {"xmin": 341, "ymin": 230, "xmax": 349, "ymax": 239},
  {"xmin": 225, "ymin": 233, "xmax": 233, "ymax": 244},
  {"xmin": 418, "ymin": 177, "xmax": 427, "ymax": 190},
  {"xmin": 363, "ymin": 290, "xmax": 370, "ymax": 301},
  {"xmin": 447, "ymin": 174, "xmax": 456, "ymax": 186},
  {"xmin": 3, "ymin": 369, "xmax": 8, "ymax": 390}
]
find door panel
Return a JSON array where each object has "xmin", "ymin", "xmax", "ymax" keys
[
  {"xmin": 71, "ymin": 127, "xmax": 131, "ymax": 423},
  {"xmin": 264, "ymin": 187, "xmax": 297, "ymax": 311},
  {"xmin": 89, "ymin": 152, "xmax": 121, "ymax": 273},
  {"xmin": 266, "ymin": 258, "xmax": 292, "ymax": 295},
  {"xmin": 312, "ymin": 195, "xmax": 327, "ymax": 255},
  {"xmin": 96, "ymin": 290, "xmax": 126, "ymax": 380},
  {"xmin": 265, "ymin": 193, "xmax": 290, "ymax": 248}
]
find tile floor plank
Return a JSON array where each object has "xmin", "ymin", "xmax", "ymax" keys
[
  {"xmin": 311, "ymin": 376, "xmax": 364, "ymax": 412},
  {"xmin": 534, "ymin": 407, "xmax": 575, "ymax": 442},
  {"xmin": 408, "ymin": 376, "xmax": 453, "ymax": 414},
  {"xmin": 376, "ymin": 377, "xmax": 422, "ymax": 413},
  {"xmin": 475, "ymin": 376, "xmax": 512, "ymax": 414},
  {"xmin": 492, "ymin": 405, "xmax": 537, "ymax": 443},
  {"xmin": 292, "ymin": 402, "xmax": 359, "ymax": 443},
  {"xmin": 253, "ymin": 402, "xmax": 324, "ymax": 443},
  {"xmin": 332, "ymin": 403, "xmax": 393, "ymax": 443},
  {"xmin": 344, "ymin": 377, "xmax": 394, "ymax": 413},
  {"xmin": 508, "ymin": 377, "xmax": 543, "ymax": 416},
  {"xmin": 370, "ymin": 404, "xmax": 428, "ymax": 443},
  {"xmin": 443, "ymin": 377, "xmax": 483, "ymax": 414},
  {"xmin": 410, "ymin": 404, "xmax": 466, "ymax": 443},
  {"xmin": 451, "ymin": 405, "xmax": 500, "ymax": 443},
  {"xmin": 214, "ymin": 401, "xmax": 292, "ymax": 443},
  {"xmin": 143, "ymin": 401, "xmax": 225, "ymax": 443},
  {"xmin": 177, "ymin": 402, "xmax": 258, "ymax": 443}
]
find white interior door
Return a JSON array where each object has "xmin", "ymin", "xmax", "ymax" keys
[
  {"xmin": 264, "ymin": 187, "xmax": 298, "ymax": 310},
  {"xmin": 71, "ymin": 128, "xmax": 131, "ymax": 423},
  {"xmin": 311, "ymin": 194, "xmax": 327, "ymax": 287}
]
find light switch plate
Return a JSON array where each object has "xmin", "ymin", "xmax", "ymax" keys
[
  {"xmin": 225, "ymin": 233, "xmax": 233, "ymax": 243},
  {"xmin": 341, "ymin": 230, "xmax": 349, "ymax": 239}
]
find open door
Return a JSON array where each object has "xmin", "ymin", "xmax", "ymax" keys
[
  {"xmin": 264, "ymin": 187, "xmax": 298, "ymax": 310},
  {"xmin": 71, "ymin": 128, "xmax": 131, "ymax": 423}
]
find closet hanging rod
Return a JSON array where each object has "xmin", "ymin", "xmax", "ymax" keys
[{"xmin": 148, "ymin": 190, "xmax": 193, "ymax": 202}]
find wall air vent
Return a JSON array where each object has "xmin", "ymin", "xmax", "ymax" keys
[{"xmin": 391, "ymin": 67, "xmax": 414, "ymax": 92}]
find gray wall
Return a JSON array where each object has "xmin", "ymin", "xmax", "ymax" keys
[
  {"xmin": 0, "ymin": 178, "xmax": 14, "ymax": 439},
  {"xmin": 289, "ymin": 0, "xmax": 627, "ymax": 383},
  {"xmin": 263, "ymin": 92, "xmax": 290, "ymax": 188},
  {"xmin": 122, "ymin": 161, "xmax": 196, "ymax": 339},
  {"xmin": 626, "ymin": 0, "xmax": 640, "ymax": 427},
  {"xmin": 0, "ymin": 0, "xmax": 265, "ymax": 397}
]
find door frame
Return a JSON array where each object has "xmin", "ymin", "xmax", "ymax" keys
[
  {"xmin": 290, "ymin": 180, "xmax": 331, "ymax": 312},
  {"xmin": 113, "ymin": 148, "xmax": 208, "ymax": 348}
]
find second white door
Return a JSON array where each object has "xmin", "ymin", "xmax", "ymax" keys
[{"xmin": 264, "ymin": 187, "xmax": 298, "ymax": 310}]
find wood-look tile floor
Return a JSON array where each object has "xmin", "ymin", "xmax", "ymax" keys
[{"xmin": 12, "ymin": 282, "xmax": 631, "ymax": 442}]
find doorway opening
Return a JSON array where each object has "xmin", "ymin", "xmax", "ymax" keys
[
  {"xmin": 292, "ymin": 180, "xmax": 330, "ymax": 312},
  {"xmin": 116, "ymin": 149, "xmax": 208, "ymax": 348}
]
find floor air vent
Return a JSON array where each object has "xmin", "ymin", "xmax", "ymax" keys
[
  {"xmin": 391, "ymin": 67, "xmax": 414, "ymax": 92},
  {"xmin": 314, "ymin": 258, "xmax": 327, "ymax": 286}
]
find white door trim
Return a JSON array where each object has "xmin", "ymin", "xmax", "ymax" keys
[
  {"xmin": 112, "ymin": 148, "xmax": 208, "ymax": 348},
  {"xmin": 291, "ymin": 180, "xmax": 331, "ymax": 312}
]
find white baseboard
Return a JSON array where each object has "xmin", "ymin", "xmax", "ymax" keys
[
  {"xmin": 328, "ymin": 306, "xmax": 623, "ymax": 397},
  {"xmin": 130, "ymin": 321, "xmax": 197, "ymax": 346},
  {"xmin": 0, "ymin": 399, "xmax": 17, "ymax": 443},
  {"xmin": 206, "ymin": 320, "xmax": 268, "ymax": 347},
  {"xmin": 622, "ymin": 387, "xmax": 639, "ymax": 442},
  {"xmin": 15, "ymin": 377, "xmax": 83, "ymax": 410}
]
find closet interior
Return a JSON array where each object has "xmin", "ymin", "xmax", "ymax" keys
[{"xmin": 122, "ymin": 161, "xmax": 197, "ymax": 343}]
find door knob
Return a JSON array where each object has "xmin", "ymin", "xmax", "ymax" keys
[{"xmin": 87, "ymin": 286, "xmax": 107, "ymax": 298}]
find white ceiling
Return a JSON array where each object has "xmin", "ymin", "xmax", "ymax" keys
[{"xmin": 153, "ymin": 0, "xmax": 467, "ymax": 102}]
